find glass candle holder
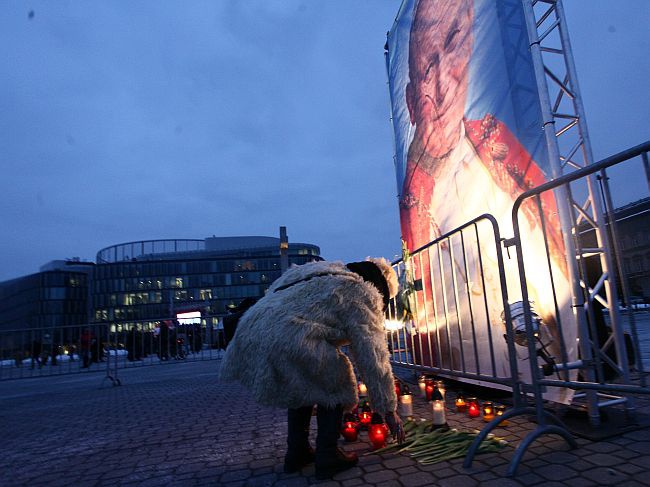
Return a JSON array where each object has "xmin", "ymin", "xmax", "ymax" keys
[
  {"xmin": 431, "ymin": 388, "xmax": 446, "ymax": 426},
  {"xmin": 455, "ymin": 393, "xmax": 467, "ymax": 413},
  {"xmin": 418, "ymin": 375, "xmax": 428, "ymax": 399},
  {"xmin": 358, "ymin": 381, "xmax": 368, "ymax": 397},
  {"xmin": 435, "ymin": 380, "xmax": 445, "ymax": 399},
  {"xmin": 425, "ymin": 379, "xmax": 436, "ymax": 402},
  {"xmin": 341, "ymin": 413, "xmax": 359, "ymax": 442},
  {"xmin": 467, "ymin": 397, "xmax": 480, "ymax": 418},
  {"xmin": 398, "ymin": 385, "xmax": 413, "ymax": 419},
  {"xmin": 394, "ymin": 378, "xmax": 402, "ymax": 397},
  {"xmin": 495, "ymin": 404, "xmax": 509, "ymax": 426},
  {"xmin": 368, "ymin": 413, "xmax": 389, "ymax": 450},
  {"xmin": 482, "ymin": 401, "xmax": 495, "ymax": 422},
  {"xmin": 358, "ymin": 400, "xmax": 372, "ymax": 427}
]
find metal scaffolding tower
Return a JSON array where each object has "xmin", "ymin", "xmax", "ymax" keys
[{"xmin": 522, "ymin": 0, "xmax": 634, "ymax": 425}]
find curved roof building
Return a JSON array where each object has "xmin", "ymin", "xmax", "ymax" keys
[{"xmin": 93, "ymin": 233, "xmax": 322, "ymax": 329}]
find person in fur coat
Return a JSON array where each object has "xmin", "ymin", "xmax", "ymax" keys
[{"xmin": 220, "ymin": 257, "xmax": 404, "ymax": 479}]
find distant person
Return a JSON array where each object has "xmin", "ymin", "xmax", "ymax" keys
[
  {"xmin": 158, "ymin": 321, "xmax": 170, "ymax": 361},
  {"xmin": 91, "ymin": 334, "xmax": 104, "ymax": 363},
  {"xmin": 14, "ymin": 350, "xmax": 23, "ymax": 367},
  {"xmin": 80, "ymin": 328, "xmax": 93, "ymax": 368},
  {"xmin": 220, "ymin": 259, "xmax": 405, "ymax": 479},
  {"xmin": 51, "ymin": 343, "xmax": 59, "ymax": 366},
  {"xmin": 30, "ymin": 339, "xmax": 43, "ymax": 369},
  {"xmin": 222, "ymin": 297, "xmax": 258, "ymax": 349},
  {"xmin": 126, "ymin": 327, "xmax": 142, "ymax": 361}
]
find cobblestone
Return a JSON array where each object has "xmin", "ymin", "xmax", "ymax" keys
[{"xmin": 1, "ymin": 360, "xmax": 649, "ymax": 487}]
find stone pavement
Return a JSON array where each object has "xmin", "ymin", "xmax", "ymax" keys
[{"xmin": 0, "ymin": 359, "xmax": 649, "ymax": 486}]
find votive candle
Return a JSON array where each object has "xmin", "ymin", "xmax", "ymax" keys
[
  {"xmin": 482, "ymin": 401, "xmax": 494, "ymax": 422},
  {"xmin": 495, "ymin": 405, "xmax": 509, "ymax": 426},
  {"xmin": 467, "ymin": 397, "xmax": 480, "ymax": 418}
]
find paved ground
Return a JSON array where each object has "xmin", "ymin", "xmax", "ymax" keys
[{"xmin": 0, "ymin": 360, "xmax": 649, "ymax": 486}]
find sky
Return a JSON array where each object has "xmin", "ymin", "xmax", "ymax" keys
[{"xmin": 1, "ymin": 1, "xmax": 648, "ymax": 282}]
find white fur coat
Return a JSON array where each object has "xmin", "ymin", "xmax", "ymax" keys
[{"xmin": 219, "ymin": 261, "xmax": 397, "ymax": 413}]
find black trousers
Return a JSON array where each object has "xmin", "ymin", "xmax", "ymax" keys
[{"xmin": 287, "ymin": 404, "xmax": 343, "ymax": 456}]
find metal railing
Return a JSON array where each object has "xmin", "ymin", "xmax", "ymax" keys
[
  {"xmin": 509, "ymin": 142, "xmax": 650, "ymax": 396},
  {"xmin": 0, "ymin": 316, "xmax": 229, "ymax": 382},
  {"xmin": 387, "ymin": 141, "xmax": 650, "ymax": 476},
  {"xmin": 387, "ymin": 214, "xmax": 524, "ymax": 401}
]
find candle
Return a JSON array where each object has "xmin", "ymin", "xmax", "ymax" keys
[
  {"xmin": 425, "ymin": 379, "xmax": 435, "ymax": 401},
  {"xmin": 341, "ymin": 413, "xmax": 359, "ymax": 442},
  {"xmin": 398, "ymin": 384, "xmax": 413, "ymax": 419},
  {"xmin": 482, "ymin": 401, "xmax": 494, "ymax": 422},
  {"xmin": 358, "ymin": 381, "xmax": 368, "ymax": 397},
  {"xmin": 467, "ymin": 397, "xmax": 480, "ymax": 418},
  {"xmin": 495, "ymin": 405, "xmax": 509, "ymax": 426},
  {"xmin": 431, "ymin": 388, "xmax": 447, "ymax": 426},
  {"xmin": 435, "ymin": 380, "xmax": 445, "ymax": 399},
  {"xmin": 418, "ymin": 375, "xmax": 427, "ymax": 399},
  {"xmin": 368, "ymin": 413, "xmax": 389, "ymax": 450},
  {"xmin": 394, "ymin": 378, "xmax": 402, "ymax": 397},
  {"xmin": 455, "ymin": 393, "xmax": 467, "ymax": 413},
  {"xmin": 358, "ymin": 401, "xmax": 372, "ymax": 427}
]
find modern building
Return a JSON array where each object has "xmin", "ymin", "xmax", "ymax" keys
[
  {"xmin": 580, "ymin": 197, "xmax": 650, "ymax": 301},
  {"xmin": 0, "ymin": 259, "xmax": 94, "ymax": 332},
  {"xmin": 0, "ymin": 259, "xmax": 94, "ymax": 361},
  {"xmin": 0, "ymin": 231, "xmax": 321, "ymax": 362},
  {"xmin": 92, "ymin": 233, "xmax": 322, "ymax": 332},
  {"xmin": 610, "ymin": 198, "xmax": 650, "ymax": 299}
]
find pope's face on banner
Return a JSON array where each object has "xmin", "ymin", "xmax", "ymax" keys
[{"xmin": 406, "ymin": 0, "xmax": 474, "ymax": 160}]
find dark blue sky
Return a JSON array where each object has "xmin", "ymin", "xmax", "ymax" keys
[{"xmin": 1, "ymin": 1, "xmax": 648, "ymax": 282}]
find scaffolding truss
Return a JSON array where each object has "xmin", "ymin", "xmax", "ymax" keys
[{"xmin": 522, "ymin": 0, "xmax": 634, "ymax": 424}]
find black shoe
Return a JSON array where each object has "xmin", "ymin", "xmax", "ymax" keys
[
  {"xmin": 283, "ymin": 446, "xmax": 315, "ymax": 473},
  {"xmin": 314, "ymin": 448, "xmax": 358, "ymax": 479}
]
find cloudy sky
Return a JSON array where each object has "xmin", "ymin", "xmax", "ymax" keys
[{"xmin": 1, "ymin": 1, "xmax": 648, "ymax": 282}]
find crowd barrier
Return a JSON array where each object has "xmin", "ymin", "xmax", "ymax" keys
[
  {"xmin": 0, "ymin": 316, "xmax": 229, "ymax": 382},
  {"xmin": 387, "ymin": 140, "xmax": 650, "ymax": 475}
]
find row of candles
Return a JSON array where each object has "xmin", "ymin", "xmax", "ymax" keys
[
  {"xmin": 416, "ymin": 375, "xmax": 509, "ymax": 424},
  {"xmin": 349, "ymin": 377, "xmax": 510, "ymax": 450},
  {"xmin": 341, "ymin": 400, "xmax": 389, "ymax": 449}
]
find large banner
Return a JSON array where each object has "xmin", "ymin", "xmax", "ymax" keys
[{"xmin": 387, "ymin": 0, "xmax": 576, "ymax": 403}]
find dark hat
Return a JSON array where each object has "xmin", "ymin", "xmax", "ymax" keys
[{"xmin": 346, "ymin": 261, "xmax": 390, "ymax": 311}]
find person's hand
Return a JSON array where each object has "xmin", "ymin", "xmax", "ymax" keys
[{"xmin": 385, "ymin": 411, "xmax": 406, "ymax": 444}]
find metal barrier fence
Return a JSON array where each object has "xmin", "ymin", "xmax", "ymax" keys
[
  {"xmin": 386, "ymin": 214, "xmax": 524, "ymax": 400},
  {"xmin": 0, "ymin": 316, "xmax": 229, "ymax": 382},
  {"xmin": 387, "ymin": 141, "xmax": 650, "ymax": 475},
  {"xmin": 508, "ymin": 142, "xmax": 650, "ymax": 399}
]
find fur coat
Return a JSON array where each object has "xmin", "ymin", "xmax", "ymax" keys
[{"xmin": 219, "ymin": 261, "xmax": 397, "ymax": 413}]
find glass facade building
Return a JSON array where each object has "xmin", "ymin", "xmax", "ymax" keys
[
  {"xmin": 0, "ymin": 262, "xmax": 93, "ymax": 331},
  {"xmin": 93, "ymin": 236, "xmax": 322, "ymax": 331},
  {"xmin": 0, "ymin": 261, "xmax": 94, "ymax": 362}
]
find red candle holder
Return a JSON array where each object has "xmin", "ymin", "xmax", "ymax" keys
[
  {"xmin": 368, "ymin": 413, "xmax": 389, "ymax": 450},
  {"xmin": 467, "ymin": 397, "xmax": 481, "ymax": 418},
  {"xmin": 341, "ymin": 413, "xmax": 359, "ymax": 442},
  {"xmin": 424, "ymin": 379, "xmax": 436, "ymax": 401},
  {"xmin": 394, "ymin": 378, "xmax": 402, "ymax": 397},
  {"xmin": 358, "ymin": 400, "xmax": 372, "ymax": 428}
]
